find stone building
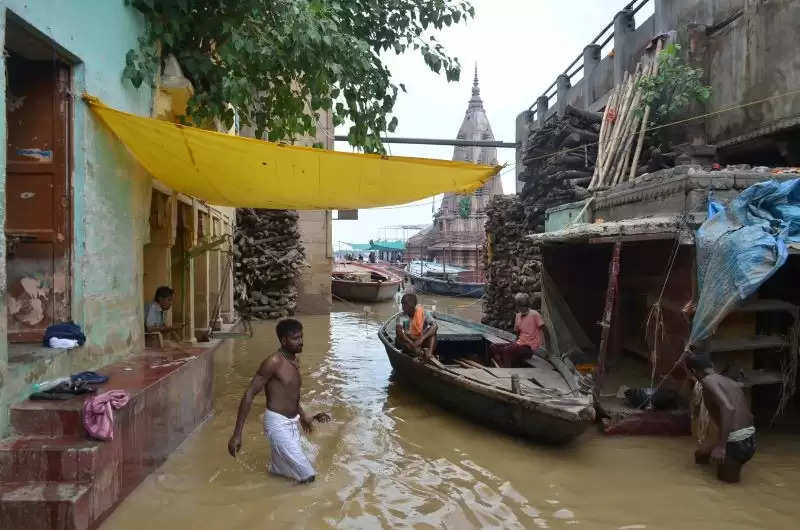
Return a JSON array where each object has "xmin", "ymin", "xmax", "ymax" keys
[
  {"xmin": 0, "ymin": 3, "xmax": 235, "ymax": 525},
  {"xmin": 406, "ymin": 68, "xmax": 503, "ymax": 272}
]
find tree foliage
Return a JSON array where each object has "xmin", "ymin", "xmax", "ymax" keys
[
  {"xmin": 124, "ymin": 0, "xmax": 474, "ymax": 152},
  {"xmin": 637, "ymin": 43, "xmax": 711, "ymax": 146}
]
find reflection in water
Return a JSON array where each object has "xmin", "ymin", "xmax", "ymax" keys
[{"xmin": 102, "ymin": 295, "xmax": 799, "ymax": 529}]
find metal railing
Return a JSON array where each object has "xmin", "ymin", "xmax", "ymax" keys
[{"xmin": 527, "ymin": 0, "xmax": 652, "ymax": 120}]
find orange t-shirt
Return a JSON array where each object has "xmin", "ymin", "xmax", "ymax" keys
[{"xmin": 515, "ymin": 310, "xmax": 544, "ymax": 350}]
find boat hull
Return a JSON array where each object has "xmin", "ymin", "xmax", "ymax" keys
[
  {"xmin": 407, "ymin": 273, "xmax": 484, "ymax": 298},
  {"xmin": 378, "ymin": 315, "xmax": 593, "ymax": 444},
  {"xmin": 332, "ymin": 278, "xmax": 399, "ymax": 302}
]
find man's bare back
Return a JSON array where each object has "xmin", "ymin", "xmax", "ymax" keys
[
  {"xmin": 701, "ymin": 373, "xmax": 753, "ymax": 433},
  {"xmin": 687, "ymin": 353, "xmax": 756, "ymax": 483}
]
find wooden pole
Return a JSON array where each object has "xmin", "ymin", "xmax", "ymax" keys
[
  {"xmin": 629, "ymin": 39, "xmax": 664, "ymax": 181},
  {"xmin": 589, "ymin": 87, "xmax": 617, "ymax": 190},
  {"xmin": 600, "ymin": 66, "xmax": 641, "ymax": 185},
  {"xmin": 595, "ymin": 241, "xmax": 622, "ymax": 387},
  {"xmin": 598, "ymin": 71, "xmax": 633, "ymax": 186}
]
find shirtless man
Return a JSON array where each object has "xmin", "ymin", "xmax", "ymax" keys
[
  {"xmin": 686, "ymin": 352, "xmax": 756, "ymax": 483},
  {"xmin": 227, "ymin": 319, "xmax": 330, "ymax": 483}
]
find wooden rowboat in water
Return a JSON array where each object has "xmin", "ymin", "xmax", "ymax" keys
[
  {"xmin": 332, "ymin": 264, "xmax": 401, "ymax": 303},
  {"xmin": 378, "ymin": 312, "xmax": 595, "ymax": 444}
]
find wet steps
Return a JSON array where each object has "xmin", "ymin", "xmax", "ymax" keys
[
  {"xmin": 0, "ymin": 436, "xmax": 104, "ymax": 483},
  {"xmin": 0, "ymin": 344, "xmax": 217, "ymax": 530},
  {"xmin": 0, "ymin": 481, "xmax": 91, "ymax": 530}
]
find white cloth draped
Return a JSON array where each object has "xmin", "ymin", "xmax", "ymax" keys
[{"xmin": 263, "ymin": 409, "xmax": 315, "ymax": 481}]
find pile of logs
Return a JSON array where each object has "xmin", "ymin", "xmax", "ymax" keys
[
  {"xmin": 589, "ymin": 39, "xmax": 663, "ymax": 190},
  {"xmin": 518, "ymin": 105, "xmax": 600, "ymax": 231},
  {"xmin": 234, "ymin": 208, "xmax": 306, "ymax": 320},
  {"xmin": 482, "ymin": 195, "xmax": 543, "ymax": 331}
]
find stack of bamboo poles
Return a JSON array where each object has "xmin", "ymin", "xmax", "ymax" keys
[{"xmin": 589, "ymin": 40, "xmax": 663, "ymax": 191}]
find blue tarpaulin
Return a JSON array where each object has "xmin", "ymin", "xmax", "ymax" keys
[{"xmin": 689, "ymin": 179, "xmax": 800, "ymax": 346}]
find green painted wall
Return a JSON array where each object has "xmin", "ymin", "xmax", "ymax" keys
[{"xmin": 0, "ymin": 1, "xmax": 154, "ymax": 435}]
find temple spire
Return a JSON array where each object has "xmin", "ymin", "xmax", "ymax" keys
[{"xmin": 472, "ymin": 63, "xmax": 480, "ymax": 96}]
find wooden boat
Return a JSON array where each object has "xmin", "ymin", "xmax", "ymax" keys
[
  {"xmin": 405, "ymin": 261, "xmax": 484, "ymax": 298},
  {"xmin": 378, "ymin": 312, "xmax": 595, "ymax": 444},
  {"xmin": 332, "ymin": 264, "xmax": 401, "ymax": 303}
]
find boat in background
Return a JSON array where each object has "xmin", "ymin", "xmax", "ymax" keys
[
  {"xmin": 378, "ymin": 311, "xmax": 595, "ymax": 444},
  {"xmin": 332, "ymin": 263, "xmax": 401, "ymax": 303},
  {"xmin": 404, "ymin": 260, "xmax": 485, "ymax": 298}
]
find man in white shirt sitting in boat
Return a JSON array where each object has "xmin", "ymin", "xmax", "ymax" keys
[
  {"xmin": 396, "ymin": 293, "xmax": 438, "ymax": 362},
  {"xmin": 490, "ymin": 292, "xmax": 549, "ymax": 367}
]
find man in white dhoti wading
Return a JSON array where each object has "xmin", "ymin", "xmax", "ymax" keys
[{"xmin": 228, "ymin": 319, "xmax": 330, "ymax": 483}]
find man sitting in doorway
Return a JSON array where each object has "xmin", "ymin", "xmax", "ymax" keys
[
  {"xmin": 395, "ymin": 293, "xmax": 438, "ymax": 362},
  {"xmin": 687, "ymin": 351, "xmax": 756, "ymax": 483},
  {"xmin": 490, "ymin": 293, "xmax": 549, "ymax": 368},
  {"xmin": 145, "ymin": 286, "xmax": 182, "ymax": 340}
]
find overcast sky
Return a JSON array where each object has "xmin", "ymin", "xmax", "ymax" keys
[{"xmin": 331, "ymin": 0, "xmax": 653, "ymax": 248}]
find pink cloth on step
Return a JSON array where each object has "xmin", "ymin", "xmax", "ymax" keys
[{"xmin": 82, "ymin": 390, "xmax": 131, "ymax": 441}]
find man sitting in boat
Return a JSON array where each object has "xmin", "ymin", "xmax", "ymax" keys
[
  {"xmin": 395, "ymin": 293, "xmax": 438, "ymax": 362},
  {"xmin": 490, "ymin": 293, "xmax": 549, "ymax": 367}
]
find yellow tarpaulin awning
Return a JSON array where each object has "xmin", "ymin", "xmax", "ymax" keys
[{"xmin": 85, "ymin": 97, "xmax": 501, "ymax": 209}]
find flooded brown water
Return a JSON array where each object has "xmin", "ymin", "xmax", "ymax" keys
[{"xmin": 102, "ymin": 294, "xmax": 800, "ymax": 529}]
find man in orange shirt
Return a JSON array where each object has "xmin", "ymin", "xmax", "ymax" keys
[
  {"xmin": 395, "ymin": 293, "xmax": 438, "ymax": 362},
  {"xmin": 490, "ymin": 293, "xmax": 549, "ymax": 367}
]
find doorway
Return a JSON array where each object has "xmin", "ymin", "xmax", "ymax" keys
[{"xmin": 5, "ymin": 16, "xmax": 72, "ymax": 343}]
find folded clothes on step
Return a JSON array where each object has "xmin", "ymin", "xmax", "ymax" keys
[
  {"xmin": 42, "ymin": 322, "xmax": 86, "ymax": 347},
  {"xmin": 49, "ymin": 337, "xmax": 79, "ymax": 349}
]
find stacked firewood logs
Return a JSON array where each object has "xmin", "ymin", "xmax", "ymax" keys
[
  {"xmin": 234, "ymin": 208, "xmax": 306, "ymax": 319},
  {"xmin": 482, "ymin": 195, "xmax": 543, "ymax": 331},
  {"xmin": 518, "ymin": 105, "xmax": 599, "ymax": 231}
]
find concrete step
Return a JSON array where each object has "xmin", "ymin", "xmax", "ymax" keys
[
  {"xmin": 0, "ymin": 436, "xmax": 104, "ymax": 483},
  {"xmin": 708, "ymin": 335, "xmax": 789, "ymax": 353},
  {"xmin": 10, "ymin": 399, "xmax": 85, "ymax": 438},
  {"xmin": 733, "ymin": 369, "xmax": 785, "ymax": 388},
  {"xmin": 0, "ymin": 481, "xmax": 91, "ymax": 530},
  {"xmin": 734, "ymin": 298, "xmax": 799, "ymax": 317}
]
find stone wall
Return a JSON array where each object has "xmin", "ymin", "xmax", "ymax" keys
[
  {"xmin": 0, "ymin": 2, "xmax": 154, "ymax": 435},
  {"xmin": 516, "ymin": 0, "xmax": 800, "ymax": 189},
  {"xmin": 0, "ymin": 2, "xmax": 239, "ymax": 437},
  {"xmin": 294, "ymin": 113, "xmax": 334, "ymax": 314},
  {"xmin": 296, "ymin": 210, "xmax": 333, "ymax": 314}
]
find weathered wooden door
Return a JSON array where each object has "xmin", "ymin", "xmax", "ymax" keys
[{"xmin": 5, "ymin": 56, "xmax": 71, "ymax": 342}]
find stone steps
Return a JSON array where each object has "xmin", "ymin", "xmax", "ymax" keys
[
  {"xmin": 0, "ymin": 436, "xmax": 105, "ymax": 483},
  {"xmin": 0, "ymin": 343, "xmax": 217, "ymax": 529},
  {"xmin": 0, "ymin": 481, "xmax": 92, "ymax": 530},
  {"xmin": 10, "ymin": 401, "xmax": 85, "ymax": 438}
]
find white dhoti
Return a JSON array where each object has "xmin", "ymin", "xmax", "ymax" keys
[{"xmin": 263, "ymin": 409, "xmax": 315, "ymax": 482}]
